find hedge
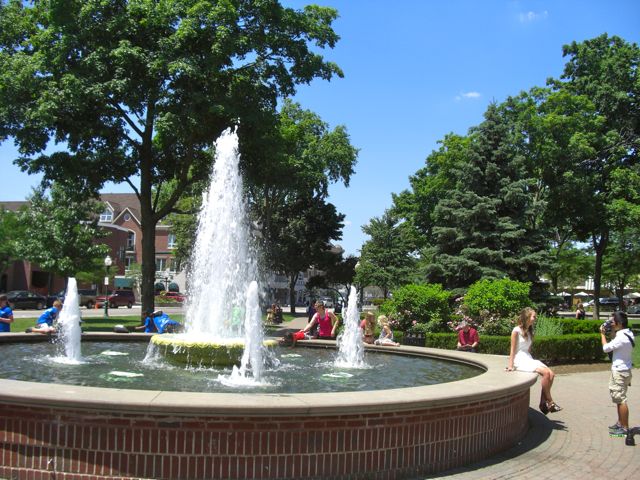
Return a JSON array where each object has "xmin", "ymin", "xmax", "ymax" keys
[
  {"xmin": 402, "ymin": 332, "xmax": 606, "ymax": 364},
  {"xmin": 557, "ymin": 319, "xmax": 602, "ymax": 334}
]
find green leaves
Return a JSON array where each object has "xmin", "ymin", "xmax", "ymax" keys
[{"xmin": 16, "ymin": 184, "xmax": 109, "ymax": 279}]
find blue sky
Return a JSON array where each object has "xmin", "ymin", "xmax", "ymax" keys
[{"xmin": 1, "ymin": 1, "xmax": 639, "ymax": 256}]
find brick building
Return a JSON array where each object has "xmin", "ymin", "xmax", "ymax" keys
[{"xmin": 0, "ymin": 193, "xmax": 180, "ymax": 296}]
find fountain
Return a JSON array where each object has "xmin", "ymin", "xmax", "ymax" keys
[
  {"xmin": 0, "ymin": 128, "xmax": 538, "ymax": 479},
  {"xmin": 150, "ymin": 128, "xmax": 276, "ymax": 371},
  {"xmin": 334, "ymin": 286, "xmax": 366, "ymax": 368},
  {"xmin": 55, "ymin": 277, "xmax": 82, "ymax": 363}
]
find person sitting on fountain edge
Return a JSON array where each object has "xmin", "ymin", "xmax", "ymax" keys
[
  {"xmin": 26, "ymin": 300, "xmax": 62, "ymax": 334},
  {"xmin": 303, "ymin": 301, "xmax": 339, "ymax": 340},
  {"xmin": 374, "ymin": 315, "xmax": 400, "ymax": 346},
  {"xmin": 135, "ymin": 309, "xmax": 183, "ymax": 334},
  {"xmin": 456, "ymin": 320, "xmax": 479, "ymax": 352}
]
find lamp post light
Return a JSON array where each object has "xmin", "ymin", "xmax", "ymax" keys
[{"xmin": 103, "ymin": 255, "xmax": 112, "ymax": 318}]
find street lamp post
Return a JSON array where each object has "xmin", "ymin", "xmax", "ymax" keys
[{"xmin": 104, "ymin": 255, "xmax": 112, "ymax": 318}]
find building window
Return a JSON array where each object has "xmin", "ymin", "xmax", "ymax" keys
[
  {"xmin": 169, "ymin": 257, "xmax": 181, "ymax": 273},
  {"xmin": 126, "ymin": 231, "xmax": 135, "ymax": 250},
  {"xmin": 168, "ymin": 233, "xmax": 177, "ymax": 249},
  {"xmin": 125, "ymin": 257, "xmax": 136, "ymax": 271},
  {"xmin": 100, "ymin": 207, "xmax": 113, "ymax": 222},
  {"xmin": 155, "ymin": 257, "xmax": 168, "ymax": 272}
]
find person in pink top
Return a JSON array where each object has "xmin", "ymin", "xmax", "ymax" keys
[{"xmin": 303, "ymin": 301, "xmax": 339, "ymax": 339}]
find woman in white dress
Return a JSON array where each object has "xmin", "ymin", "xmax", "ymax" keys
[{"xmin": 507, "ymin": 307, "xmax": 562, "ymax": 414}]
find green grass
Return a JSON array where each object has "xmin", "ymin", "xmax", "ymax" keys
[{"xmin": 9, "ymin": 312, "xmax": 300, "ymax": 334}]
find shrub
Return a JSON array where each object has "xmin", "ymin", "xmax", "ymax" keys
[
  {"xmin": 534, "ymin": 315, "xmax": 564, "ymax": 337},
  {"xmin": 557, "ymin": 319, "xmax": 601, "ymax": 334},
  {"xmin": 464, "ymin": 278, "xmax": 531, "ymax": 318},
  {"xmin": 381, "ymin": 283, "xmax": 452, "ymax": 332},
  {"xmin": 422, "ymin": 332, "xmax": 604, "ymax": 364},
  {"xmin": 531, "ymin": 334, "xmax": 604, "ymax": 364}
]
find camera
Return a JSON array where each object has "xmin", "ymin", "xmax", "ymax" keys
[{"xmin": 601, "ymin": 319, "xmax": 614, "ymax": 335}]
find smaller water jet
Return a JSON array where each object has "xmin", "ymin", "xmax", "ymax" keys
[
  {"xmin": 334, "ymin": 286, "xmax": 367, "ymax": 369},
  {"xmin": 55, "ymin": 277, "xmax": 83, "ymax": 364}
]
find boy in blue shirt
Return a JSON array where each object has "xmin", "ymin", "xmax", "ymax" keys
[
  {"xmin": 135, "ymin": 309, "xmax": 182, "ymax": 334},
  {"xmin": 0, "ymin": 294, "xmax": 14, "ymax": 332},
  {"xmin": 27, "ymin": 300, "xmax": 62, "ymax": 334}
]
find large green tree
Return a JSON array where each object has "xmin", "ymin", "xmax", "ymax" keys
[
  {"xmin": 541, "ymin": 34, "xmax": 640, "ymax": 317},
  {"xmin": 263, "ymin": 193, "xmax": 345, "ymax": 311},
  {"xmin": 355, "ymin": 210, "xmax": 417, "ymax": 298},
  {"xmin": 17, "ymin": 184, "xmax": 108, "ymax": 289},
  {"xmin": 424, "ymin": 103, "xmax": 548, "ymax": 289},
  {"xmin": 0, "ymin": 207, "xmax": 23, "ymax": 278},
  {"xmin": 0, "ymin": 0, "xmax": 343, "ymax": 312}
]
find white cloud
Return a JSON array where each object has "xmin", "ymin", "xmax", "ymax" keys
[
  {"xmin": 518, "ymin": 10, "xmax": 548, "ymax": 23},
  {"xmin": 455, "ymin": 91, "xmax": 482, "ymax": 101},
  {"xmin": 343, "ymin": 220, "xmax": 352, "ymax": 227}
]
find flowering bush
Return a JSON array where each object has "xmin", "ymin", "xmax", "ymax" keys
[{"xmin": 380, "ymin": 283, "xmax": 452, "ymax": 332}]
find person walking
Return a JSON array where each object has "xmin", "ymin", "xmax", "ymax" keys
[{"xmin": 601, "ymin": 311, "xmax": 635, "ymax": 438}]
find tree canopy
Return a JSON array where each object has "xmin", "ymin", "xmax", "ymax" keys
[
  {"xmin": 0, "ymin": 0, "xmax": 344, "ymax": 311},
  {"xmin": 17, "ymin": 184, "xmax": 108, "ymax": 282}
]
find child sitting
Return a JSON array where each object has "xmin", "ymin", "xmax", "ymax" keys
[{"xmin": 374, "ymin": 315, "xmax": 400, "ymax": 346}]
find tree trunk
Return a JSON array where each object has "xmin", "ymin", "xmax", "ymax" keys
[
  {"xmin": 139, "ymin": 145, "xmax": 157, "ymax": 316},
  {"xmin": 591, "ymin": 232, "xmax": 609, "ymax": 320},
  {"xmin": 288, "ymin": 273, "xmax": 299, "ymax": 314}
]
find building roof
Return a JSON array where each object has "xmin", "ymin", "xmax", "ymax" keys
[
  {"xmin": 101, "ymin": 193, "xmax": 141, "ymax": 224},
  {"xmin": 0, "ymin": 201, "xmax": 28, "ymax": 212}
]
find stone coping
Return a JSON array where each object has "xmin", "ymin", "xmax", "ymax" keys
[{"xmin": 0, "ymin": 333, "xmax": 537, "ymax": 417}]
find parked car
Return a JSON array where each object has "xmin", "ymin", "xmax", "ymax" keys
[
  {"xmin": 6, "ymin": 290, "xmax": 47, "ymax": 310},
  {"xmin": 585, "ymin": 297, "xmax": 620, "ymax": 309},
  {"xmin": 48, "ymin": 288, "xmax": 98, "ymax": 309},
  {"xmin": 95, "ymin": 290, "xmax": 136, "ymax": 309},
  {"xmin": 157, "ymin": 291, "xmax": 186, "ymax": 303},
  {"xmin": 627, "ymin": 304, "xmax": 640, "ymax": 314}
]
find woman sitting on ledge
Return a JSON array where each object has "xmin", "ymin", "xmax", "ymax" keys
[
  {"xmin": 374, "ymin": 315, "xmax": 400, "ymax": 346},
  {"xmin": 303, "ymin": 301, "xmax": 338, "ymax": 340},
  {"xmin": 506, "ymin": 307, "xmax": 561, "ymax": 415}
]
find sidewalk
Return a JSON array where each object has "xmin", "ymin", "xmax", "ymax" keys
[
  {"xmin": 425, "ymin": 368, "xmax": 639, "ymax": 479},
  {"xmin": 271, "ymin": 319, "xmax": 640, "ymax": 479}
]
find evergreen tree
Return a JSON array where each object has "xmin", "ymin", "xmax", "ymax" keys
[
  {"xmin": 425, "ymin": 103, "xmax": 548, "ymax": 289},
  {"xmin": 355, "ymin": 210, "xmax": 417, "ymax": 298}
]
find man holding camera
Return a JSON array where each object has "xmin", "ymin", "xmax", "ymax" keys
[{"xmin": 601, "ymin": 311, "xmax": 635, "ymax": 438}]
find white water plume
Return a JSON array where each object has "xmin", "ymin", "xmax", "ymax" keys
[
  {"xmin": 56, "ymin": 277, "xmax": 83, "ymax": 363},
  {"xmin": 335, "ymin": 286, "xmax": 367, "ymax": 369}
]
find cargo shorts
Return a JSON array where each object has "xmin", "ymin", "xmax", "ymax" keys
[{"xmin": 609, "ymin": 369, "xmax": 632, "ymax": 404}]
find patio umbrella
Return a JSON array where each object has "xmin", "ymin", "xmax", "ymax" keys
[
  {"xmin": 556, "ymin": 291, "xmax": 571, "ymax": 297},
  {"xmin": 574, "ymin": 291, "xmax": 591, "ymax": 297},
  {"xmin": 623, "ymin": 292, "xmax": 640, "ymax": 299}
]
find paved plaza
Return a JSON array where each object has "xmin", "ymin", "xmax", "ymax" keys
[{"xmin": 277, "ymin": 317, "xmax": 639, "ymax": 480}]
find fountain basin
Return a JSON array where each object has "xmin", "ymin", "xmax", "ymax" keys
[
  {"xmin": 150, "ymin": 334, "xmax": 279, "ymax": 367},
  {"xmin": 0, "ymin": 333, "xmax": 536, "ymax": 480}
]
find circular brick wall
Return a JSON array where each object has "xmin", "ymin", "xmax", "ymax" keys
[{"xmin": 0, "ymin": 335, "xmax": 536, "ymax": 479}]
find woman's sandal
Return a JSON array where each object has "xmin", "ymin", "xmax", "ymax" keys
[
  {"xmin": 539, "ymin": 402, "xmax": 549, "ymax": 415},
  {"xmin": 547, "ymin": 402, "xmax": 562, "ymax": 413}
]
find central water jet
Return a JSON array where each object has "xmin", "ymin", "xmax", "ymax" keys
[{"xmin": 150, "ymin": 128, "xmax": 276, "ymax": 374}]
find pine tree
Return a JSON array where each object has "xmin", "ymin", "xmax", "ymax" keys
[{"xmin": 425, "ymin": 103, "xmax": 547, "ymax": 289}]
